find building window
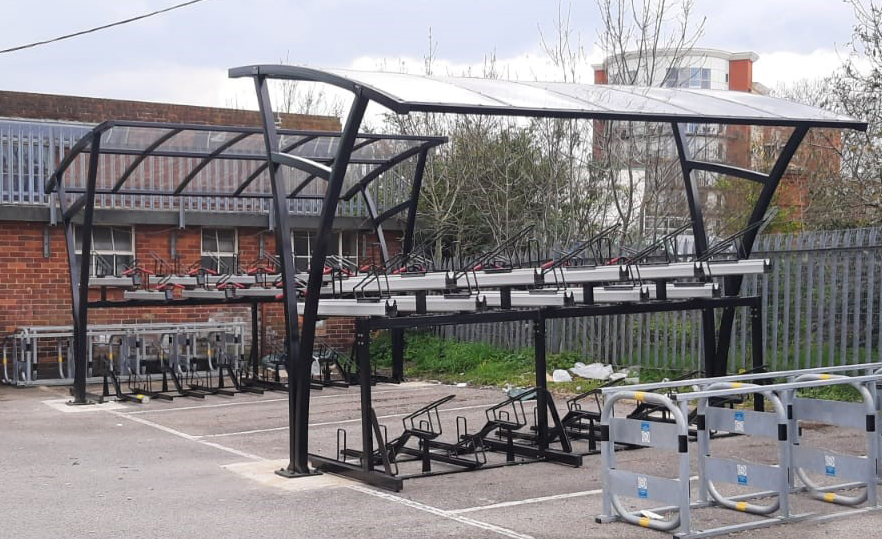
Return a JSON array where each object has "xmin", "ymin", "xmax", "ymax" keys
[
  {"xmin": 291, "ymin": 230, "xmax": 362, "ymax": 273},
  {"xmin": 74, "ymin": 225, "xmax": 134, "ymax": 276},
  {"xmin": 292, "ymin": 230, "xmax": 315, "ymax": 273},
  {"xmin": 663, "ymin": 67, "xmax": 711, "ymax": 89},
  {"xmin": 201, "ymin": 228, "xmax": 238, "ymax": 274}
]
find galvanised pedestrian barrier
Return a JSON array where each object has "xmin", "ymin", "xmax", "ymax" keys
[{"xmin": 596, "ymin": 368, "xmax": 882, "ymax": 538}]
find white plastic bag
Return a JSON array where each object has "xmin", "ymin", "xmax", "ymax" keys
[
  {"xmin": 551, "ymin": 369, "xmax": 573, "ymax": 382},
  {"xmin": 569, "ymin": 362, "xmax": 613, "ymax": 380}
]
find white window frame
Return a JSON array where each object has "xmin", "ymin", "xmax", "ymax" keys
[
  {"xmin": 291, "ymin": 230, "xmax": 361, "ymax": 272},
  {"xmin": 201, "ymin": 227, "xmax": 239, "ymax": 274},
  {"xmin": 74, "ymin": 225, "xmax": 135, "ymax": 276}
]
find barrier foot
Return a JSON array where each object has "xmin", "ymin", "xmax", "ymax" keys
[{"xmin": 275, "ymin": 466, "xmax": 322, "ymax": 479}]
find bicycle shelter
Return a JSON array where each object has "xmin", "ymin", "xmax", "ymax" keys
[
  {"xmin": 49, "ymin": 65, "xmax": 869, "ymax": 491},
  {"xmin": 220, "ymin": 65, "xmax": 868, "ymax": 483}
]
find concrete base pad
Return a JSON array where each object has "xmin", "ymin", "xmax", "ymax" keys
[
  {"xmin": 223, "ymin": 459, "xmax": 355, "ymax": 492},
  {"xmin": 41, "ymin": 398, "xmax": 126, "ymax": 413}
]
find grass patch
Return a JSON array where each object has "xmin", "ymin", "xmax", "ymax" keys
[
  {"xmin": 372, "ymin": 331, "xmax": 681, "ymax": 394},
  {"xmin": 370, "ymin": 331, "xmax": 872, "ymax": 403}
]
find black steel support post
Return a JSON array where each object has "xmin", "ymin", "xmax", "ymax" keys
[
  {"xmin": 63, "ymin": 135, "xmax": 101, "ymax": 404},
  {"xmin": 295, "ymin": 94, "xmax": 369, "ymax": 475},
  {"xmin": 250, "ymin": 301, "xmax": 259, "ymax": 378},
  {"xmin": 252, "ymin": 76, "xmax": 312, "ymax": 477},
  {"xmin": 713, "ymin": 127, "xmax": 809, "ymax": 374},
  {"xmin": 356, "ymin": 318, "xmax": 373, "ymax": 472},
  {"xmin": 751, "ymin": 301, "xmax": 765, "ymax": 412},
  {"xmin": 534, "ymin": 313, "xmax": 548, "ymax": 451},
  {"xmin": 361, "ymin": 188, "xmax": 390, "ymax": 263},
  {"xmin": 401, "ymin": 150, "xmax": 428, "ymax": 256},
  {"xmin": 671, "ymin": 122, "xmax": 719, "ymax": 376},
  {"xmin": 391, "ymin": 328, "xmax": 405, "ymax": 382}
]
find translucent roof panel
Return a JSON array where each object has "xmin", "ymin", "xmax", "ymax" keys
[
  {"xmin": 46, "ymin": 121, "xmax": 446, "ymax": 198},
  {"xmin": 229, "ymin": 66, "xmax": 866, "ymax": 130}
]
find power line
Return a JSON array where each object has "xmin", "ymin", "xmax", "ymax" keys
[{"xmin": 0, "ymin": 0, "xmax": 213, "ymax": 55}]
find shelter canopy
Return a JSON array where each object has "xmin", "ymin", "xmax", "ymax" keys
[
  {"xmin": 45, "ymin": 120, "xmax": 446, "ymax": 199},
  {"xmin": 229, "ymin": 65, "xmax": 867, "ymax": 130}
]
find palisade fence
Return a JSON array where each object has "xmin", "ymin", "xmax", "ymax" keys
[{"xmin": 438, "ymin": 227, "xmax": 882, "ymax": 373}]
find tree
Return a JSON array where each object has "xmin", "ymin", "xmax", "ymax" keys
[
  {"xmin": 769, "ymin": 1, "xmax": 882, "ymax": 229},
  {"xmin": 829, "ymin": 0, "xmax": 882, "ymax": 224},
  {"xmin": 540, "ymin": 0, "xmax": 706, "ymax": 245}
]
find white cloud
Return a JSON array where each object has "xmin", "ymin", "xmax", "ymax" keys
[{"xmin": 752, "ymin": 49, "xmax": 845, "ymax": 88}]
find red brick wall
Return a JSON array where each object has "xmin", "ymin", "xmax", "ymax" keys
[
  {"xmin": 0, "ymin": 90, "xmax": 340, "ymax": 131},
  {"xmin": 0, "ymin": 223, "xmax": 404, "ymax": 367},
  {"xmin": 727, "ymin": 59, "xmax": 753, "ymax": 92}
]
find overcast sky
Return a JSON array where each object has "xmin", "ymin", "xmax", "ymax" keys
[{"xmin": 0, "ymin": 0, "xmax": 860, "ymax": 112}]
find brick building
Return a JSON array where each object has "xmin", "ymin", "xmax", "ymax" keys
[
  {"xmin": 591, "ymin": 48, "xmax": 842, "ymax": 237},
  {"xmin": 0, "ymin": 91, "xmax": 405, "ymax": 376}
]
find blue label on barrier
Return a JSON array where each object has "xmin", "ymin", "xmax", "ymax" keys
[
  {"xmin": 637, "ymin": 476, "xmax": 648, "ymax": 499},
  {"xmin": 733, "ymin": 411, "xmax": 745, "ymax": 432},
  {"xmin": 640, "ymin": 422, "xmax": 651, "ymax": 444},
  {"xmin": 737, "ymin": 464, "xmax": 748, "ymax": 485},
  {"xmin": 825, "ymin": 455, "xmax": 836, "ymax": 476}
]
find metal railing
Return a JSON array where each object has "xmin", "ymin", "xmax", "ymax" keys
[
  {"xmin": 0, "ymin": 119, "xmax": 409, "ymax": 218},
  {"xmin": 440, "ymin": 226, "xmax": 882, "ymax": 372}
]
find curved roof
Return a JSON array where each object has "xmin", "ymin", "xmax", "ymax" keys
[
  {"xmin": 45, "ymin": 120, "xmax": 445, "ymax": 199},
  {"xmin": 229, "ymin": 65, "xmax": 867, "ymax": 130}
]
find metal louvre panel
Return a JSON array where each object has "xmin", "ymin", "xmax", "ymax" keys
[
  {"xmin": 792, "ymin": 397, "xmax": 871, "ymax": 430},
  {"xmin": 792, "ymin": 446, "xmax": 869, "ymax": 482},
  {"xmin": 181, "ymin": 289, "xmax": 227, "ymax": 299},
  {"xmin": 123, "ymin": 290, "xmax": 167, "ymax": 300},
  {"xmin": 607, "ymin": 469, "xmax": 683, "ymax": 503},
  {"xmin": 704, "ymin": 407, "xmax": 781, "ymax": 438},
  {"xmin": 647, "ymin": 283, "xmax": 719, "ymax": 300},
  {"xmin": 558, "ymin": 265, "xmax": 626, "ymax": 283},
  {"xmin": 472, "ymin": 268, "xmax": 540, "ymax": 288},
  {"xmin": 394, "ymin": 294, "xmax": 485, "ymax": 312},
  {"xmin": 310, "ymin": 299, "xmax": 394, "ymax": 317},
  {"xmin": 701, "ymin": 259, "xmax": 771, "ymax": 277},
  {"xmin": 571, "ymin": 285, "xmax": 649, "ymax": 303},
  {"xmin": 610, "ymin": 417, "xmax": 682, "ymax": 451},
  {"xmin": 702, "ymin": 457, "xmax": 783, "ymax": 491},
  {"xmin": 627, "ymin": 262, "xmax": 700, "ymax": 280},
  {"xmin": 234, "ymin": 288, "xmax": 281, "ymax": 297},
  {"xmin": 483, "ymin": 290, "xmax": 573, "ymax": 308}
]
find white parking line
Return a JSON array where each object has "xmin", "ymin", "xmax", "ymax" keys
[
  {"xmin": 448, "ymin": 488, "xmax": 604, "ymax": 514},
  {"xmin": 348, "ymin": 484, "xmax": 536, "ymax": 539},
  {"xmin": 201, "ymin": 403, "xmax": 494, "ymax": 438},
  {"xmin": 109, "ymin": 410, "xmax": 265, "ymax": 461},
  {"xmin": 121, "ymin": 386, "xmax": 437, "ymax": 415},
  {"xmin": 448, "ymin": 475, "xmax": 700, "ymax": 514}
]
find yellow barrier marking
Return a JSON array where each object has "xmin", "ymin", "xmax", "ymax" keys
[
  {"xmin": 736, "ymin": 501, "xmax": 748, "ymax": 511},
  {"xmin": 634, "ymin": 391, "xmax": 645, "ymax": 402},
  {"xmin": 820, "ymin": 374, "xmax": 832, "ymax": 380},
  {"xmin": 58, "ymin": 354, "xmax": 63, "ymax": 363},
  {"xmin": 824, "ymin": 492, "xmax": 837, "ymax": 502},
  {"xmin": 731, "ymin": 382, "xmax": 743, "ymax": 388},
  {"xmin": 639, "ymin": 516, "xmax": 651, "ymax": 527}
]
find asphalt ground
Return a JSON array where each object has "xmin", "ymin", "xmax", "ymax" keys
[{"xmin": 1, "ymin": 380, "xmax": 880, "ymax": 539}]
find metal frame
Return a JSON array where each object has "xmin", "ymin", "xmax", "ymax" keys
[
  {"xmin": 45, "ymin": 65, "xmax": 868, "ymax": 488},
  {"xmin": 221, "ymin": 65, "xmax": 867, "ymax": 483},
  {"xmin": 596, "ymin": 372, "xmax": 882, "ymax": 537},
  {"xmin": 306, "ymin": 296, "xmax": 762, "ymax": 490},
  {"xmin": 46, "ymin": 121, "xmax": 444, "ymax": 407}
]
